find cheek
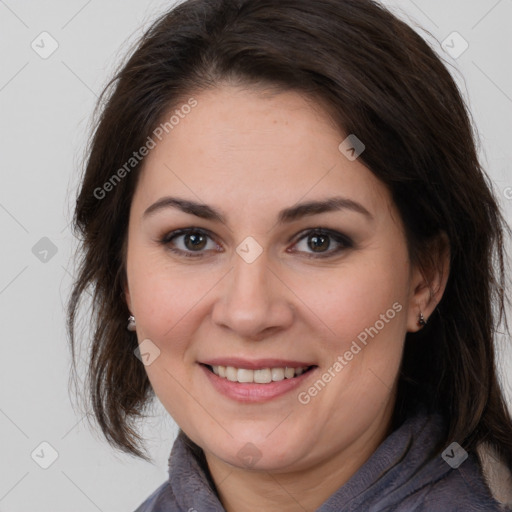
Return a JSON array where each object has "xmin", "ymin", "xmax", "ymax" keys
[
  {"xmin": 126, "ymin": 247, "xmax": 220, "ymax": 356},
  {"xmin": 126, "ymin": 254, "xmax": 211, "ymax": 420},
  {"xmin": 301, "ymin": 256, "xmax": 409, "ymax": 422},
  {"xmin": 304, "ymin": 253, "xmax": 409, "ymax": 346},
  {"xmin": 130, "ymin": 270, "xmax": 193, "ymax": 339}
]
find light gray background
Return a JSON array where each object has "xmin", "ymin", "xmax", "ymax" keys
[{"xmin": 0, "ymin": 0, "xmax": 511, "ymax": 510}]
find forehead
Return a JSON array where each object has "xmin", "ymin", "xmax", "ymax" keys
[{"xmin": 133, "ymin": 86, "xmax": 393, "ymax": 221}]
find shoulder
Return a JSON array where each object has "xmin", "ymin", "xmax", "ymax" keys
[
  {"xmin": 394, "ymin": 451, "xmax": 510, "ymax": 512},
  {"xmin": 338, "ymin": 409, "xmax": 511, "ymax": 512},
  {"xmin": 133, "ymin": 481, "xmax": 177, "ymax": 512}
]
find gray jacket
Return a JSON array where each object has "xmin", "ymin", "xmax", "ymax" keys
[{"xmin": 134, "ymin": 410, "xmax": 511, "ymax": 511}]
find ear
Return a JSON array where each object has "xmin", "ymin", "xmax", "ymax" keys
[{"xmin": 407, "ymin": 231, "xmax": 450, "ymax": 332}]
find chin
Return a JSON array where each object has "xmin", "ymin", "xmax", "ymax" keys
[{"xmin": 203, "ymin": 430, "xmax": 309, "ymax": 472}]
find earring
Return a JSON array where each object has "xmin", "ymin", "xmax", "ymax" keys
[
  {"xmin": 127, "ymin": 315, "xmax": 136, "ymax": 332},
  {"xmin": 418, "ymin": 311, "xmax": 427, "ymax": 327}
]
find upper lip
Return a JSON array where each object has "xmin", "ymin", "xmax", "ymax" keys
[{"xmin": 200, "ymin": 358, "xmax": 316, "ymax": 370}]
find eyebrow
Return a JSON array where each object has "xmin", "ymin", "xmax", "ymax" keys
[{"xmin": 143, "ymin": 196, "xmax": 373, "ymax": 224}]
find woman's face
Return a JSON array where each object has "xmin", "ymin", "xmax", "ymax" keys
[{"xmin": 125, "ymin": 85, "xmax": 424, "ymax": 472}]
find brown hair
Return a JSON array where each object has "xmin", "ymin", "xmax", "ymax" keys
[{"xmin": 68, "ymin": 0, "xmax": 512, "ymax": 467}]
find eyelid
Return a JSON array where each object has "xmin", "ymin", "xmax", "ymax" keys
[
  {"xmin": 160, "ymin": 227, "xmax": 217, "ymax": 244},
  {"xmin": 290, "ymin": 227, "xmax": 351, "ymax": 244}
]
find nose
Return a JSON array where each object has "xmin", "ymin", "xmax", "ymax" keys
[{"xmin": 211, "ymin": 251, "xmax": 294, "ymax": 341}]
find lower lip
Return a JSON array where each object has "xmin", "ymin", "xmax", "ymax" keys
[{"xmin": 200, "ymin": 364, "xmax": 317, "ymax": 403}]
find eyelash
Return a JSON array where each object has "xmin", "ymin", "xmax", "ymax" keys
[{"xmin": 160, "ymin": 227, "xmax": 353, "ymax": 259}]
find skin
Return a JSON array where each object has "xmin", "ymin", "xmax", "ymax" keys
[{"xmin": 125, "ymin": 85, "xmax": 449, "ymax": 512}]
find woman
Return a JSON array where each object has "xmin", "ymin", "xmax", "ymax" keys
[{"xmin": 67, "ymin": 0, "xmax": 512, "ymax": 510}]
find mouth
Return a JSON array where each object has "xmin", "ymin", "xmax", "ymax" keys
[
  {"xmin": 202, "ymin": 363, "xmax": 316, "ymax": 383},
  {"xmin": 199, "ymin": 360, "xmax": 318, "ymax": 402}
]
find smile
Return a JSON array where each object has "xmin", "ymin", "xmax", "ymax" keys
[{"xmin": 200, "ymin": 361, "xmax": 318, "ymax": 403}]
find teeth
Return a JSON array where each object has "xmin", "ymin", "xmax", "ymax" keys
[
  {"xmin": 210, "ymin": 365, "xmax": 310, "ymax": 383},
  {"xmin": 284, "ymin": 367, "xmax": 295, "ymax": 379},
  {"xmin": 226, "ymin": 366, "xmax": 238, "ymax": 382},
  {"xmin": 254, "ymin": 368, "xmax": 272, "ymax": 384},
  {"xmin": 237, "ymin": 368, "xmax": 254, "ymax": 383},
  {"xmin": 271, "ymin": 367, "xmax": 285, "ymax": 381}
]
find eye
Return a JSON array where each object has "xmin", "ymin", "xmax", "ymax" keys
[
  {"xmin": 290, "ymin": 228, "xmax": 353, "ymax": 258},
  {"xmin": 161, "ymin": 228, "xmax": 221, "ymax": 258},
  {"xmin": 160, "ymin": 227, "xmax": 353, "ymax": 259}
]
